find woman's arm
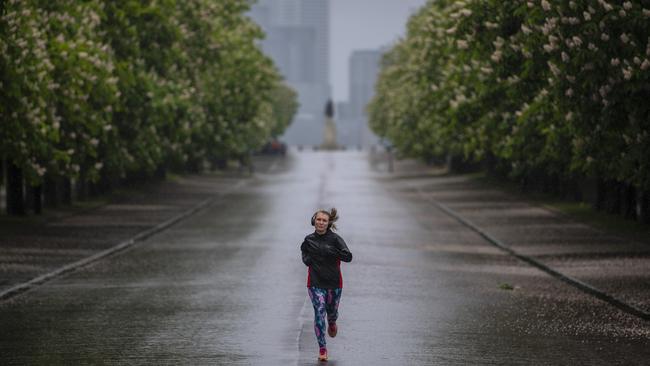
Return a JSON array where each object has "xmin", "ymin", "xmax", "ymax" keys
[
  {"xmin": 300, "ymin": 240, "xmax": 313, "ymax": 266},
  {"xmin": 335, "ymin": 235, "xmax": 353, "ymax": 262}
]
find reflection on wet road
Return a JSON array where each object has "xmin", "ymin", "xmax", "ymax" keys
[{"xmin": 0, "ymin": 151, "xmax": 648, "ymax": 365}]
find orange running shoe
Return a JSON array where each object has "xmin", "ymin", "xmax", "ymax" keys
[
  {"xmin": 327, "ymin": 322, "xmax": 337, "ymax": 338},
  {"xmin": 318, "ymin": 347, "xmax": 328, "ymax": 361}
]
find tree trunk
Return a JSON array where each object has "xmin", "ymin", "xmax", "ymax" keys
[
  {"xmin": 0, "ymin": 158, "xmax": 4, "ymax": 190},
  {"xmin": 0, "ymin": 158, "xmax": 4, "ymax": 213},
  {"xmin": 607, "ymin": 181, "xmax": 622, "ymax": 214},
  {"xmin": 213, "ymin": 159, "xmax": 227, "ymax": 171},
  {"xmin": 6, "ymin": 162, "xmax": 25, "ymax": 215},
  {"xmin": 91, "ymin": 170, "xmax": 114, "ymax": 196},
  {"xmin": 595, "ymin": 178, "xmax": 605, "ymax": 211},
  {"xmin": 44, "ymin": 174, "xmax": 58, "ymax": 208},
  {"xmin": 76, "ymin": 170, "xmax": 88, "ymax": 201},
  {"xmin": 637, "ymin": 190, "xmax": 650, "ymax": 224},
  {"xmin": 32, "ymin": 184, "xmax": 42, "ymax": 215},
  {"xmin": 61, "ymin": 177, "xmax": 72, "ymax": 205},
  {"xmin": 154, "ymin": 164, "xmax": 167, "ymax": 180},
  {"xmin": 621, "ymin": 184, "xmax": 636, "ymax": 219}
]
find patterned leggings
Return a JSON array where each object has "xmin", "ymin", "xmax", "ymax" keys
[{"xmin": 307, "ymin": 287, "xmax": 342, "ymax": 349}]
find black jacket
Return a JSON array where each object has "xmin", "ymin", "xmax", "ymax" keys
[{"xmin": 301, "ymin": 229, "xmax": 353, "ymax": 289}]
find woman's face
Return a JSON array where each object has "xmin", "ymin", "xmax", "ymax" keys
[{"xmin": 314, "ymin": 212, "xmax": 330, "ymax": 234}]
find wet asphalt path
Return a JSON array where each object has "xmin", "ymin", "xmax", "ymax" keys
[{"xmin": 1, "ymin": 151, "xmax": 648, "ymax": 365}]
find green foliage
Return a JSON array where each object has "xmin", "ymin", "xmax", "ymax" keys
[
  {"xmin": 369, "ymin": 0, "xmax": 650, "ymax": 191},
  {"xmin": 498, "ymin": 282, "xmax": 514, "ymax": 291},
  {"xmin": 0, "ymin": 0, "xmax": 298, "ymax": 185},
  {"xmin": 269, "ymin": 81, "xmax": 299, "ymax": 138}
]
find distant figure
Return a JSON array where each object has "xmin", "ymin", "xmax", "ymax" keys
[
  {"xmin": 300, "ymin": 208, "xmax": 353, "ymax": 361},
  {"xmin": 324, "ymin": 99, "xmax": 334, "ymax": 119},
  {"xmin": 321, "ymin": 99, "xmax": 338, "ymax": 149}
]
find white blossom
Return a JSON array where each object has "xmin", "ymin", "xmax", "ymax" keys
[
  {"xmin": 611, "ymin": 58, "xmax": 620, "ymax": 66},
  {"xmin": 491, "ymin": 50, "xmax": 503, "ymax": 62},
  {"xmin": 599, "ymin": 0, "xmax": 613, "ymax": 12},
  {"xmin": 623, "ymin": 2, "xmax": 632, "ymax": 10},
  {"xmin": 547, "ymin": 61, "xmax": 561, "ymax": 76},
  {"xmin": 493, "ymin": 37, "xmax": 505, "ymax": 49},
  {"xmin": 601, "ymin": 33, "xmax": 610, "ymax": 41},
  {"xmin": 565, "ymin": 88, "xmax": 574, "ymax": 97},
  {"xmin": 521, "ymin": 24, "xmax": 532, "ymax": 35},
  {"xmin": 565, "ymin": 112, "xmax": 573, "ymax": 121},
  {"xmin": 623, "ymin": 68, "xmax": 632, "ymax": 80},
  {"xmin": 33, "ymin": 163, "xmax": 46, "ymax": 177},
  {"xmin": 641, "ymin": 59, "xmax": 650, "ymax": 70},
  {"xmin": 620, "ymin": 33, "xmax": 629, "ymax": 44},
  {"xmin": 583, "ymin": 12, "xmax": 591, "ymax": 21},
  {"xmin": 541, "ymin": 0, "xmax": 551, "ymax": 11},
  {"xmin": 480, "ymin": 66, "xmax": 493, "ymax": 74},
  {"xmin": 572, "ymin": 36, "xmax": 582, "ymax": 47},
  {"xmin": 506, "ymin": 75, "xmax": 520, "ymax": 84},
  {"xmin": 542, "ymin": 17, "xmax": 558, "ymax": 35},
  {"xmin": 561, "ymin": 52, "xmax": 570, "ymax": 62}
]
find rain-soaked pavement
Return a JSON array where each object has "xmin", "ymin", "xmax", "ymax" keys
[{"xmin": 1, "ymin": 150, "xmax": 649, "ymax": 365}]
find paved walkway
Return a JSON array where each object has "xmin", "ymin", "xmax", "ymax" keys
[{"xmin": 373, "ymin": 154, "xmax": 650, "ymax": 320}]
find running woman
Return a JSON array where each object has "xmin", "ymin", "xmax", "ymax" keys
[{"xmin": 300, "ymin": 208, "xmax": 353, "ymax": 361}]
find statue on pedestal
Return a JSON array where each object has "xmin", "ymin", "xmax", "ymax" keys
[{"xmin": 321, "ymin": 99, "xmax": 338, "ymax": 150}]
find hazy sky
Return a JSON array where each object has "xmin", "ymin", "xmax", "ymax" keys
[{"xmin": 330, "ymin": 0, "xmax": 428, "ymax": 102}]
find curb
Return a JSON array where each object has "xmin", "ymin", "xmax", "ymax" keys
[
  {"xmin": 416, "ymin": 188, "xmax": 650, "ymax": 322},
  {"xmin": 0, "ymin": 180, "xmax": 247, "ymax": 303}
]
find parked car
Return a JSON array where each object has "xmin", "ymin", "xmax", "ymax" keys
[{"xmin": 259, "ymin": 139, "xmax": 287, "ymax": 155}]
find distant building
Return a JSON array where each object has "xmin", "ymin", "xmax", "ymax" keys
[
  {"xmin": 349, "ymin": 50, "xmax": 382, "ymax": 117},
  {"xmin": 338, "ymin": 49, "xmax": 384, "ymax": 148},
  {"xmin": 249, "ymin": 0, "xmax": 331, "ymax": 146}
]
